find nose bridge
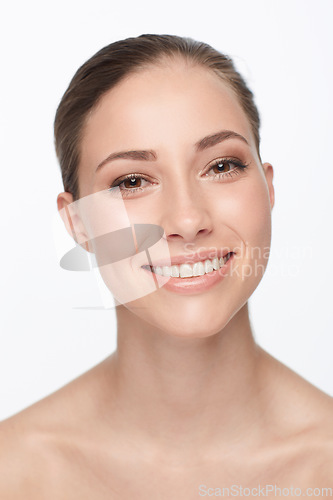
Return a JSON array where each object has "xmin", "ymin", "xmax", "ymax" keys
[
  {"xmin": 160, "ymin": 165, "xmax": 213, "ymax": 241},
  {"xmin": 170, "ymin": 176, "xmax": 202, "ymax": 215}
]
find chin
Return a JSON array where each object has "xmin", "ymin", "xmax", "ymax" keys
[
  {"xmin": 148, "ymin": 305, "xmax": 236, "ymax": 339},
  {"xmin": 167, "ymin": 326, "xmax": 222, "ymax": 339}
]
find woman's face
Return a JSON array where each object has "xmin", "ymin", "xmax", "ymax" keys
[{"xmin": 61, "ymin": 59, "xmax": 274, "ymax": 338}]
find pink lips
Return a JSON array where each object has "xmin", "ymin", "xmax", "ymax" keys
[{"xmin": 141, "ymin": 252, "xmax": 234, "ymax": 295}]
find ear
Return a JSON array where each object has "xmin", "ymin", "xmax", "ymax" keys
[
  {"xmin": 57, "ymin": 192, "xmax": 94, "ymax": 254},
  {"xmin": 262, "ymin": 162, "xmax": 275, "ymax": 211}
]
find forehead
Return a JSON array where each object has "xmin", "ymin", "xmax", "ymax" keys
[{"xmin": 81, "ymin": 60, "xmax": 253, "ymax": 163}]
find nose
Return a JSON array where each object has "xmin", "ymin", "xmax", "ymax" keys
[{"xmin": 161, "ymin": 182, "xmax": 213, "ymax": 244}]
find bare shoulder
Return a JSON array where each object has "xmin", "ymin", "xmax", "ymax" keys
[
  {"xmin": 0, "ymin": 414, "xmax": 51, "ymax": 498},
  {"xmin": 260, "ymin": 349, "xmax": 333, "ymax": 483},
  {"xmin": 0, "ymin": 358, "xmax": 113, "ymax": 498}
]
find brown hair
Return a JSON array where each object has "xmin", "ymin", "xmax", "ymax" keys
[{"xmin": 54, "ymin": 34, "xmax": 261, "ymax": 201}]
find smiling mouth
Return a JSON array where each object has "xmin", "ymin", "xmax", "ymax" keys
[{"xmin": 141, "ymin": 252, "xmax": 234, "ymax": 278}]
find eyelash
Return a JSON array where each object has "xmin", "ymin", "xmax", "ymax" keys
[{"xmin": 108, "ymin": 157, "xmax": 249, "ymax": 198}]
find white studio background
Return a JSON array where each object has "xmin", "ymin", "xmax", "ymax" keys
[{"xmin": 0, "ymin": 0, "xmax": 332, "ymax": 420}]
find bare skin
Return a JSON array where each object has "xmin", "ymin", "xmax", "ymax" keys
[
  {"xmin": 0, "ymin": 337, "xmax": 332, "ymax": 498},
  {"xmin": 1, "ymin": 59, "xmax": 332, "ymax": 498}
]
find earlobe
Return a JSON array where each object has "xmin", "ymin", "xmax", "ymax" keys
[
  {"xmin": 57, "ymin": 192, "xmax": 93, "ymax": 253},
  {"xmin": 262, "ymin": 162, "xmax": 275, "ymax": 211}
]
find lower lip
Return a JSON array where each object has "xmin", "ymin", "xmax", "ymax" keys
[{"xmin": 141, "ymin": 253, "xmax": 234, "ymax": 295}]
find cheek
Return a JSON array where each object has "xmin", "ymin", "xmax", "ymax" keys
[
  {"xmin": 248, "ymin": 180, "xmax": 272, "ymax": 250},
  {"xmin": 239, "ymin": 182, "xmax": 271, "ymax": 241},
  {"xmin": 213, "ymin": 174, "xmax": 272, "ymax": 269},
  {"xmin": 232, "ymin": 177, "xmax": 272, "ymax": 281},
  {"xmin": 77, "ymin": 190, "xmax": 133, "ymax": 244}
]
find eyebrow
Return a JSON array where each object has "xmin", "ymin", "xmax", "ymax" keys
[{"xmin": 95, "ymin": 129, "xmax": 249, "ymax": 172}]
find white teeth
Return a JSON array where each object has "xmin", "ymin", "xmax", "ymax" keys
[
  {"xmin": 192, "ymin": 261, "xmax": 205, "ymax": 277},
  {"xmin": 212, "ymin": 258, "xmax": 219, "ymax": 270},
  {"xmin": 179, "ymin": 263, "xmax": 193, "ymax": 278},
  {"xmin": 147, "ymin": 255, "xmax": 232, "ymax": 278},
  {"xmin": 162, "ymin": 266, "xmax": 172, "ymax": 277},
  {"xmin": 204, "ymin": 259, "xmax": 214, "ymax": 273},
  {"xmin": 171, "ymin": 265, "xmax": 180, "ymax": 277}
]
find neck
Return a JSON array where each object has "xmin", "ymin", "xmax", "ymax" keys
[{"xmin": 101, "ymin": 302, "xmax": 269, "ymax": 461}]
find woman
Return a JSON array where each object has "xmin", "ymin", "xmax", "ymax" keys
[{"xmin": 1, "ymin": 34, "xmax": 332, "ymax": 498}]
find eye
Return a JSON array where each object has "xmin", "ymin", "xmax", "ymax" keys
[
  {"xmin": 118, "ymin": 175, "xmax": 146, "ymax": 189},
  {"xmin": 108, "ymin": 173, "xmax": 153, "ymax": 197},
  {"xmin": 107, "ymin": 157, "xmax": 249, "ymax": 198},
  {"xmin": 204, "ymin": 158, "xmax": 249, "ymax": 180}
]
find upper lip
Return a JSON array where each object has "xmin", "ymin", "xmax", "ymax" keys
[{"xmin": 141, "ymin": 248, "xmax": 234, "ymax": 267}]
